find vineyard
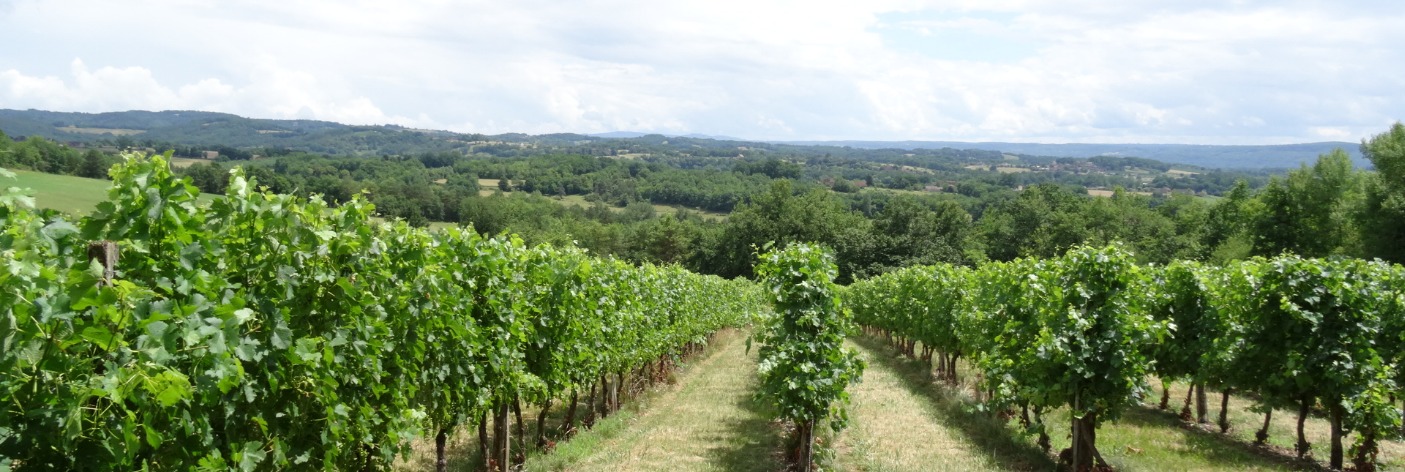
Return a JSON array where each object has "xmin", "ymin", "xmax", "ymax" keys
[
  {"xmin": 4, "ymin": 154, "xmax": 1405, "ymax": 471},
  {"xmin": 848, "ymin": 246, "xmax": 1405, "ymax": 471},
  {"xmin": 0, "ymin": 154, "xmax": 762, "ymax": 470}
]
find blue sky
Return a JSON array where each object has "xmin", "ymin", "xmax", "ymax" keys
[{"xmin": 0, "ymin": 0, "xmax": 1400, "ymax": 144}]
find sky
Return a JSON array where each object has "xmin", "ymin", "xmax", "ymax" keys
[{"xmin": 0, "ymin": 0, "xmax": 1400, "ymax": 144}]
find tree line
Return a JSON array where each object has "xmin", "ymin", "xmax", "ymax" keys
[{"xmin": 4, "ymin": 124, "xmax": 1402, "ymax": 283}]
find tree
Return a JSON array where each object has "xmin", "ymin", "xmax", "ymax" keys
[
  {"xmin": 863, "ymin": 196, "xmax": 973, "ymax": 275},
  {"xmin": 706, "ymin": 180, "xmax": 870, "ymax": 281},
  {"xmin": 1358, "ymin": 123, "xmax": 1405, "ymax": 263},
  {"xmin": 978, "ymin": 183, "xmax": 1089, "ymax": 261},
  {"xmin": 1250, "ymin": 150, "xmax": 1359, "ymax": 257},
  {"xmin": 1083, "ymin": 188, "xmax": 1179, "ymax": 263},
  {"xmin": 1202, "ymin": 180, "xmax": 1255, "ymax": 263},
  {"xmin": 78, "ymin": 150, "xmax": 112, "ymax": 179}
]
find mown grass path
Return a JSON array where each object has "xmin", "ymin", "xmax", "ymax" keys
[
  {"xmin": 835, "ymin": 337, "xmax": 1052, "ymax": 472},
  {"xmin": 524, "ymin": 329, "xmax": 783, "ymax": 472}
]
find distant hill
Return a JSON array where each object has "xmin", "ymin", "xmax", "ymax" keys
[
  {"xmin": 0, "ymin": 109, "xmax": 1366, "ymax": 170},
  {"xmin": 589, "ymin": 131, "xmax": 743, "ymax": 141},
  {"xmin": 780, "ymin": 140, "xmax": 1367, "ymax": 170}
]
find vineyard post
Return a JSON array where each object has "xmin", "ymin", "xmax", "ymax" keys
[
  {"xmin": 797, "ymin": 420, "xmax": 815, "ymax": 472},
  {"xmin": 87, "ymin": 240, "xmax": 118, "ymax": 286},
  {"xmin": 493, "ymin": 402, "xmax": 510, "ymax": 472}
]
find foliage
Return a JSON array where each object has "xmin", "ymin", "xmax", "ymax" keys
[
  {"xmin": 0, "ymin": 153, "xmax": 758, "ymax": 470},
  {"xmin": 752, "ymin": 243, "xmax": 864, "ymax": 433}
]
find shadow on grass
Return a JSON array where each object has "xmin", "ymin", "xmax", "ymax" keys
[
  {"xmin": 708, "ymin": 391, "xmax": 787, "ymax": 472},
  {"xmin": 849, "ymin": 334, "xmax": 1055, "ymax": 471},
  {"xmin": 1119, "ymin": 405, "xmax": 1325, "ymax": 471}
]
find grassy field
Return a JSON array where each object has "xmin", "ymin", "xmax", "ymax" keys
[
  {"xmin": 169, "ymin": 157, "xmax": 213, "ymax": 168},
  {"xmin": 7, "ymin": 170, "xmax": 228, "ymax": 216},
  {"xmin": 8, "ymin": 170, "xmax": 115, "ymax": 215}
]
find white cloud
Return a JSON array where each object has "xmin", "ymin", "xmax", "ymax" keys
[{"xmin": 0, "ymin": 0, "xmax": 1401, "ymax": 144}]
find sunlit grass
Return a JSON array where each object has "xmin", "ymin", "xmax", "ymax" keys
[
  {"xmin": 526, "ymin": 329, "xmax": 782, "ymax": 471},
  {"xmin": 836, "ymin": 338, "xmax": 1050, "ymax": 471}
]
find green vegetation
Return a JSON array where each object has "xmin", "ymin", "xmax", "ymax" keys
[
  {"xmin": 752, "ymin": 243, "xmax": 864, "ymax": 470},
  {"xmin": 8, "ymin": 170, "xmax": 110, "ymax": 215},
  {"xmin": 0, "ymin": 153, "xmax": 761, "ymax": 470},
  {"xmin": 848, "ymin": 246, "xmax": 1405, "ymax": 471},
  {"xmin": 6, "ymin": 115, "xmax": 1405, "ymax": 471}
]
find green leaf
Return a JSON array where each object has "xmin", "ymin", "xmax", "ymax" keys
[
  {"xmin": 238, "ymin": 441, "xmax": 266, "ymax": 472},
  {"xmin": 80, "ymin": 324, "xmax": 115, "ymax": 347}
]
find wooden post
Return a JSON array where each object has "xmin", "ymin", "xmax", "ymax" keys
[
  {"xmin": 796, "ymin": 419, "xmax": 815, "ymax": 472},
  {"xmin": 87, "ymin": 240, "xmax": 118, "ymax": 286},
  {"xmin": 493, "ymin": 402, "xmax": 510, "ymax": 472}
]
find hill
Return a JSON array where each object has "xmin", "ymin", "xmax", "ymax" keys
[
  {"xmin": 779, "ymin": 140, "xmax": 1366, "ymax": 169},
  {"xmin": 0, "ymin": 109, "xmax": 1364, "ymax": 170}
]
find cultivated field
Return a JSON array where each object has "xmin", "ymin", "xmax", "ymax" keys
[{"xmin": 55, "ymin": 125, "xmax": 145, "ymax": 136}]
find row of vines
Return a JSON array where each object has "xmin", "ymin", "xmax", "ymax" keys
[
  {"xmin": 0, "ymin": 154, "xmax": 763, "ymax": 471},
  {"xmin": 847, "ymin": 245, "xmax": 1404, "ymax": 471},
  {"xmin": 751, "ymin": 243, "xmax": 863, "ymax": 471}
]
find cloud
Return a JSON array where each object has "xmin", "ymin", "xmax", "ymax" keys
[
  {"xmin": 0, "ymin": 58, "xmax": 420, "ymax": 127},
  {"xmin": 0, "ymin": 0, "xmax": 1400, "ymax": 144}
]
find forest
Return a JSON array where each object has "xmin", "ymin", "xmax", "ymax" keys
[{"xmin": 3, "ymin": 122, "xmax": 1400, "ymax": 284}]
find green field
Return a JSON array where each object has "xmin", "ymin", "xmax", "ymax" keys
[
  {"xmin": 7, "ymin": 170, "xmax": 115, "ymax": 215},
  {"xmin": 7, "ymin": 170, "xmax": 226, "ymax": 216}
]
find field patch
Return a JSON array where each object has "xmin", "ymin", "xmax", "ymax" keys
[
  {"xmin": 169, "ymin": 157, "xmax": 213, "ymax": 168},
  {"xmin": 6, "ymin": 169, "xmax": 219, "ymax": 215},
  {"xmin": 1088, "ymin": 188, "xmax": 1153, "ymax": 198},
  {"xmin": 7, "ymin": 170, "xmax": 113, "ymax": 215},
  {"xmin": 56, "ymin": 126, "xmax": 145, "ymax": 136}
]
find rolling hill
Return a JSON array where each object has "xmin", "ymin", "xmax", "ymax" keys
[{"xmin": 0, "ymin": 109, "xmax": 1367, "ymax": 169}]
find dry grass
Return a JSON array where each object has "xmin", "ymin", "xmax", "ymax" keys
[
  {"xmin": 471, "ymin": 179, "xmax": 726, "ymax": 221},
  {"xmin": 1087, "ymin": 188, "xmax": 1154, "ymax": 198}
]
